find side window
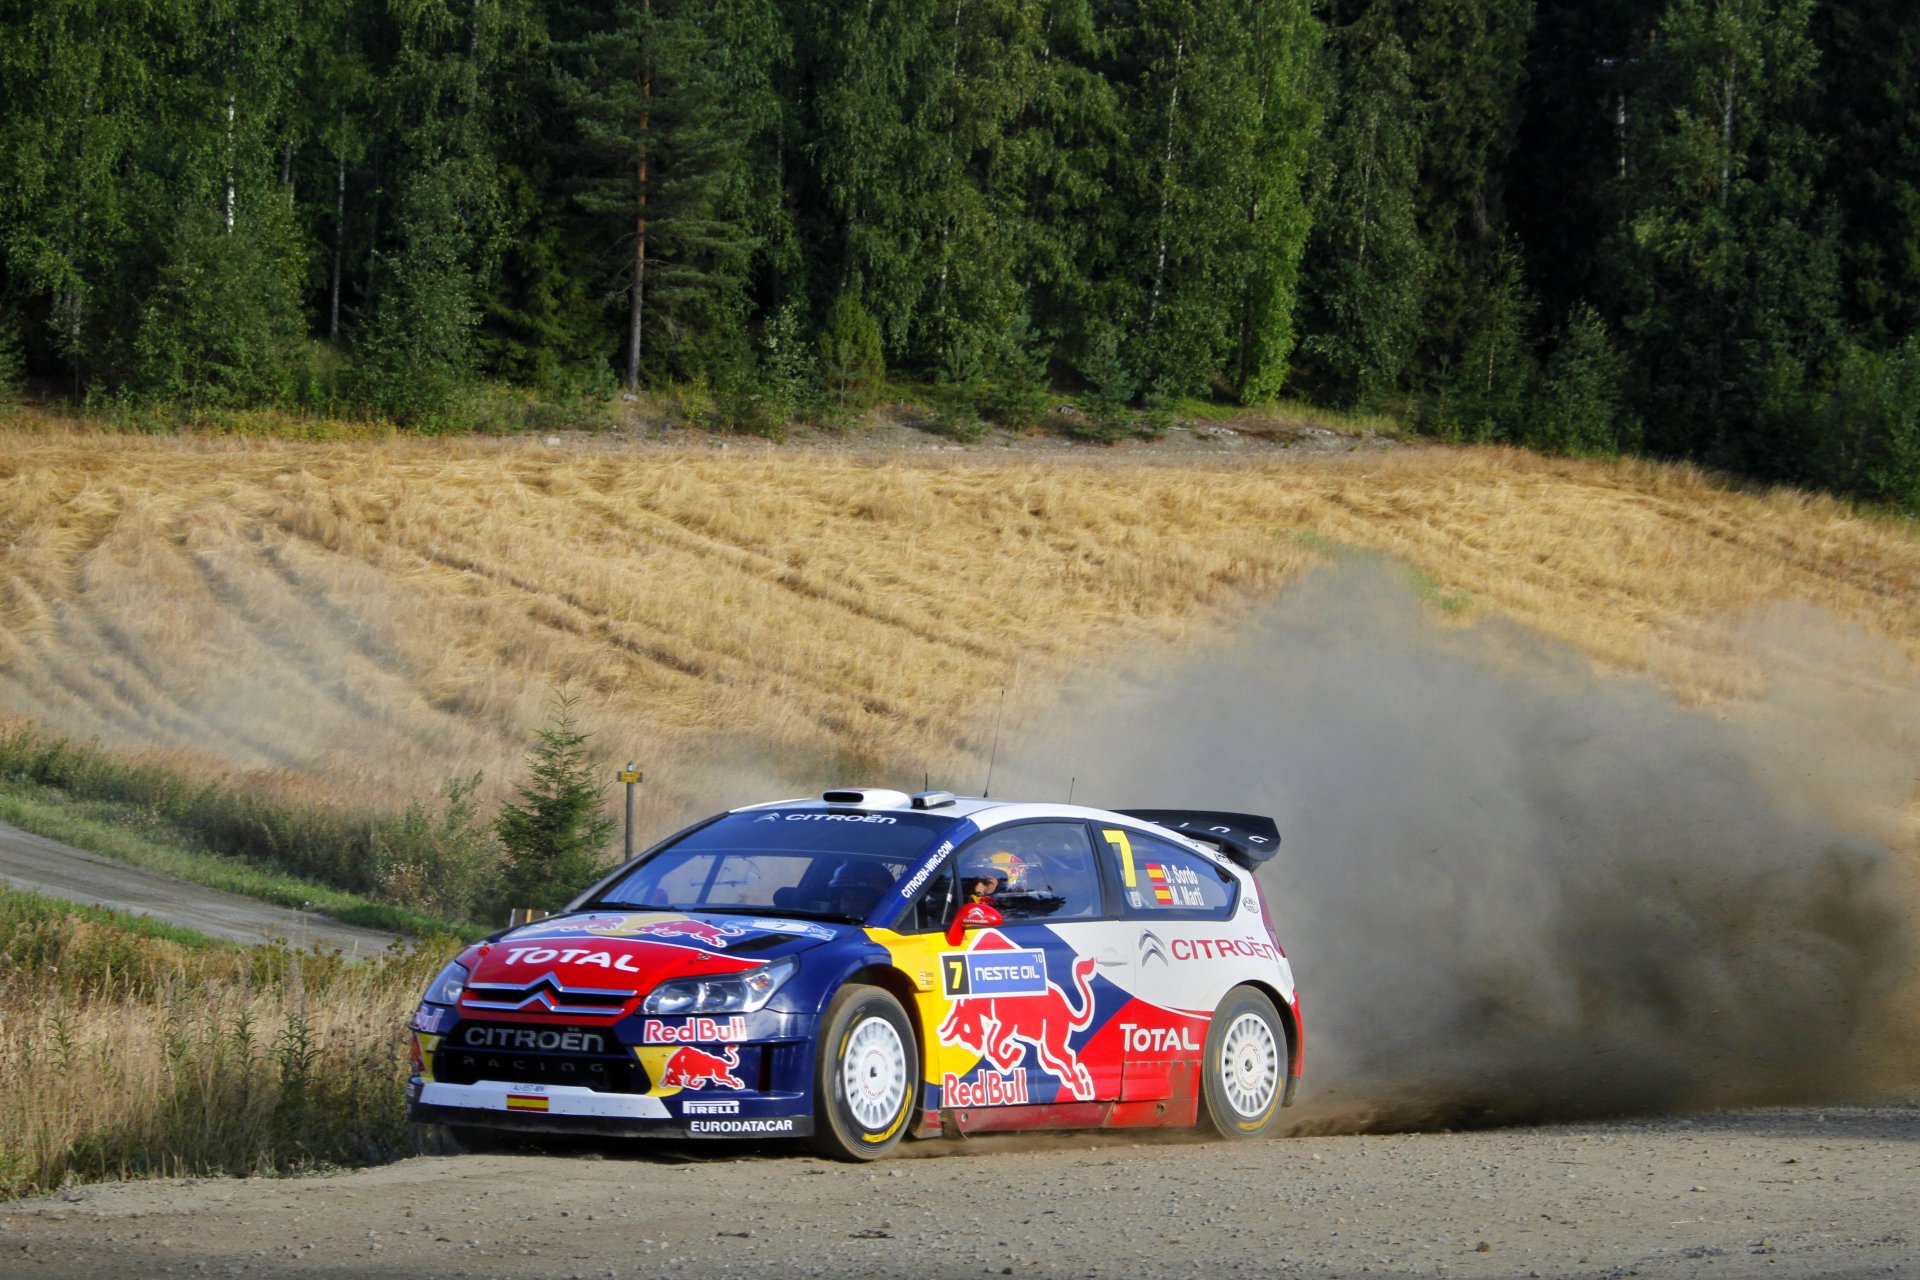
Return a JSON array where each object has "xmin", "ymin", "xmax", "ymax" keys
[
  {"xmin": 1095, "ymin": 828, "xmax": 1236, "ymax": 919},
  {"xmin": 904, "ymin": 865, "xmax": 955, "ymax": 933},
  {"xmin": 956, "ymin": 823, "xmax": 1103, "ymax": 922}
]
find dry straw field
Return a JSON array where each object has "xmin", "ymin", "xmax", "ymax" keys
[{"xmin": 3, "ymin": 426, "xmax": 1918, "ymax": 830}]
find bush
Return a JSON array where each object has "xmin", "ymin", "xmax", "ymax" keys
[
  {"xmin": 818, "ymin": 292, "xmax": 884, "ymax": 413},
  {"xmin": 371, "ymin": 773, "xmax": 502, "ymax": 923},
  {"xmin": 351, "ymin": 163, "xmax": 483, "ymax": 431},
  {"xmin": 1529, "ymin": 303, "xmax": 1639, "ymax": 457},
  {"xmin": 132, "ymin": 201, "xmax": 308, "ymax": 410},
  {"xmin": 0, "ymin": 316, "xmax": 25, "ymax": 409}
]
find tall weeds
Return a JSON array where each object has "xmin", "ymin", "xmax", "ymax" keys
[{"xmin": 0, "ymin": 887, "xmax": 450, "ymax": 1197}]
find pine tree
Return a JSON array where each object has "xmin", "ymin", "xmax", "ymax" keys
[
  {"xmin": 1602, "ymin": 0, "xmax": 1838, "ymax": 472},
  {"xmin": 1297, "ymin": 6, "xmax": 1429, "ymax": 405},
  {"xmin": 495, "ymin": 692, "xmax": 618, "ymax": 914}
]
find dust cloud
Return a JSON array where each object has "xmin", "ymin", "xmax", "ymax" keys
[{"xmin": 999, "ymin": 563, "xmax": 1920, "ymax": 1132}]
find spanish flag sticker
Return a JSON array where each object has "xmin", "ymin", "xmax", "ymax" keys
[
  {"xmin": 506, "ymin": 1094, "xmax": 550, "ymax": 1112},
  {"xmin": 1146, "ymin": 864, "xmax": 1174, "ymax": 905}
]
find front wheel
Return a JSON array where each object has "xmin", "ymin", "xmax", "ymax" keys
[
  {"xmin": 1200, "ymin": 986, "xmax": 1285, "ymax": 1139},
  {"xmin": 809, "ymin": 984, "xmax": 918, "ymax": 1161}
]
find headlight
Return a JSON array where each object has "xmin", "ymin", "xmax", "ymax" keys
[
  {"xmin": 422, "ymin": 959, "xmax": 470, "ymax": 1006},
  {"xmin": 642, "ymin": 957, "xmax": 797, "ymax": 1015}
]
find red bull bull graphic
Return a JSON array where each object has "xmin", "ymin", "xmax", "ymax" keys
[
  {"xmin": 935, "ymin": 932, "xmax": 1098, "ymax": 1101},
  {"xmin": 660, "ymin": 1045, "xmax": 746, "ymax": 1090},
  {"xmin": 621, "ymin": 918, "xmax": 747, "ymax": 948}
]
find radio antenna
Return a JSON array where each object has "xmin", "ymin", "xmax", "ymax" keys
[
  {"xmin": 1067, "ymin": 776, "xmax": 1076, "ymax": 805},
  {"xmin": 982, "ymin": 687, "xmax": 1006, "ymax": 798}
]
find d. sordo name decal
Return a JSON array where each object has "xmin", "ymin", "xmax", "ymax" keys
[
  {"xmin": 941, "ymin": 1070, "xmax": 1029, "ymax": 1107},
  {"xmin": 643, "ymin": 1016, "xmax": 748, "ymax": 1044},
  {"xmin": 688, "ymin": 1118, "xmax": 795, "ymax": 1134}
]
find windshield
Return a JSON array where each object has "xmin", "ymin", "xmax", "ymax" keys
[{"xmin": 591, "ymin": 809, "xmax": 952, "ymax": 922}]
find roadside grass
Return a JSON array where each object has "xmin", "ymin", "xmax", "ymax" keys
[
  {"xmin": 0, "ymin": 786, "xmax": 469, "ymax": 939},
  {"xmin": 0, "ymin": 883, "xmax": 450, "ymax": 1198}
]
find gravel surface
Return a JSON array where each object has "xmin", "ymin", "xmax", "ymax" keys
[
  {"xmin": 4, "ymin": 1105, "xmax": 1916, "ymax": 1279},
  {"xmin": 0, "ymin": 819, "xmax": 406, "ymax": 954}
]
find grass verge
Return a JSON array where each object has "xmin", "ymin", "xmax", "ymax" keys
[
  {"xmin": 0, "ymin": 786, "xmax": 471, "ymax": 940},
  {"xmin": 0, "ymin": 883, "xmax": 453, "ymax": 1198}
]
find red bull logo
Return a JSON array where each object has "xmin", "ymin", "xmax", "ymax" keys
[
  {"xmin": 624, "ymin": 919, "xmax": 746, "ymax": 948},
  {"xmin": 660, "ymin": 1045, "xmax": 745, "ymax": 1090},
  {"xmin": 936, "ymin": 933, "xmax": 1098, "ymax": 1101}
]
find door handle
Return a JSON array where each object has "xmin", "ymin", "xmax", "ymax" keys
[{"xmin": 1094, "ymin": 950, "xmax": 1127, "ymax": 967}]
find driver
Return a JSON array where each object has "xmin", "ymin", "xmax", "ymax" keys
[
  {"xmin": 825, "ymin": 860, "xmax": 894, "ymax": 920},
  {"xmin": 960, "ymin": 849, "xmax": 1026, "ymax": 903}
]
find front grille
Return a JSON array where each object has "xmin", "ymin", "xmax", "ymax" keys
[{"xmin": 435, "ymin": 1022, "xmax": 644, "ymax": 1094}]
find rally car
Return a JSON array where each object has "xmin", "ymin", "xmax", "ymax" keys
[{"xmin": 407, "ymin": 788, "xmax": 1302, "ymax": 1160}]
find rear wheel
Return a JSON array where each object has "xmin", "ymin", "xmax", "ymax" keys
[
  {"xmin": 1200, "ymin": 986, "xmax": 1285, "ymax": 1139},
  {"xmin": 809, "ymin": 985, "xmax": 918, "ymax": 1161}
]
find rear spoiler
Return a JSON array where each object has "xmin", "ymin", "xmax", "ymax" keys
[{"xmin": 1115, "ymin": 810, "xmax": 1281, "ymax": 870}]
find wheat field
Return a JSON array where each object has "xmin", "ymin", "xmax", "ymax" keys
[{"xmin": 2, "ymin": 426, "xmax": 1917, "ymax": 832}]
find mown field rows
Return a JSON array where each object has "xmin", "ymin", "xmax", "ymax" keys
[{"xmin": 3, "ymin": 429, "xmax": 1917, "ymax": 833}]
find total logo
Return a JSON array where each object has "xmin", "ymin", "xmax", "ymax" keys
[
  {"xmin": 941, "ymin": 1070, "xmax": 1029, "ymax": 1107},
  {"xmin": 500, "ymin": 946, "xmax": 643, "ymax": 971},
  {"xmin": 660, "ymin": 1045, "xmax": 745, "ymax": 1090},
  {"xmin": 936, "ymin": 931, "xmax": 1097, "ymax": 1100},
  {"xmin": 1117, "ymin": 1022, "xmax": 1201, "ymax": 1054},
  {"xmin": 642, "ymin": 1016, "xmax": 748, "ymax": 1044}
]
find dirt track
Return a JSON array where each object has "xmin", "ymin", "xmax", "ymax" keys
[
  {"xmin": 4, "ymin": 1105, "xmax": 1916, "ymax": 1279},
  {"xmin": 0, "ymin": 819, "xmax": 406, "ymax": 954}
]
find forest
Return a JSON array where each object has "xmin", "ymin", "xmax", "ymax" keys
[{"xmin": 0, "ymin": 0, "xmax": 1915, "ymax": 510}]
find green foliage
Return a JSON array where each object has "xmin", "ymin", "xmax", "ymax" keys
[
  {"xmin": 818, "ymin": 291, "xmax": 885, "ymax": 412},
  {"xmin": 1425, "ymin": 244, "xmax": 1535, "ymax": 443},
  {"xmin": 1530, "ymin": 303, "xmax": 1639, "ymax": 457},
  {"xmin": 371, "ymin": 773, "xmax": 502, "ymax": 923},
  {"xmin": 1817, "ymin": 336, "xmax": 1920, "ymax": 512},
  {"xmin": 133, "ymin": 203, "xmax": 309, "ymax": 410},
  {"xmin": 494, "ymin": 692, "xmax": 618, "ymax": 914},
  {"xmin": 352, "ymin": 163, "xmax": 483, "ymax": 430},
  {"xmin": 1298, "ymin": 8, "xmax": 1430, "ymax": 405},
  {"xmin": 0, "ymin": 315, "xmax": 24, "ymax": 408}
]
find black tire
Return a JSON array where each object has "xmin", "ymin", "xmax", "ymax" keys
[
  {"xmin": 1199, "ymin": 986, "xmax": 1286, "ymax": 1139},
  {"xmin": 808, "ymin": 984, "xmax": 919, "ymax": 1161}
]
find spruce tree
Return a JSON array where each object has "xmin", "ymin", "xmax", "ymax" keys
[{"xmin": 495, "ymin": 692, "xmax": 618, "ymax": 915}]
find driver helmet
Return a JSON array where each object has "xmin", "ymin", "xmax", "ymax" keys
[{"xmin": 960, "ymin": 848, "xmax": 1028, "ymax": 898}]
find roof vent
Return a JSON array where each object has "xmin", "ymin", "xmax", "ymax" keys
[
  {"xmin": 820, "ymin": 787, "xmax": 913, "ymax": 809},
  {"xmin": 910, "ymin": 790, "xmax": 956, "ymax": 810}
]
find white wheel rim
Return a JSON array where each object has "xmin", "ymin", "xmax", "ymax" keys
[
  {"xmin": 841, "ymin": 1015, "xmax": 908, "ymax": 1131},
  {"xmin": 1219, "ymin": 1011, "xmax": 1279, "ymax": 1120}
]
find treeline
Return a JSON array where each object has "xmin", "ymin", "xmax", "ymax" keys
[{"xmin": 0, "ymin": 1, "xmax": 1915, "ymax": 507}]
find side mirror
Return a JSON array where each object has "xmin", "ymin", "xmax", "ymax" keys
[{"xmin": 945, "ymin": 900, "xmax": 1003, "ymax": 947}]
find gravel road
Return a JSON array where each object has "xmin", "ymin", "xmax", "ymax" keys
[
  {"xmin": 4, "ymin": 1105, "xmax": 1916, "ymax": 1279},
  {"xmin": 0, "ymin": 819, "xmax": 407, "ymax": 954}
]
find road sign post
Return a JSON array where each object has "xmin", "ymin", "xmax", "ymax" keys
[{"xmin": 617, "ymin": 764, "xmax": 643, "ymax": 860}]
